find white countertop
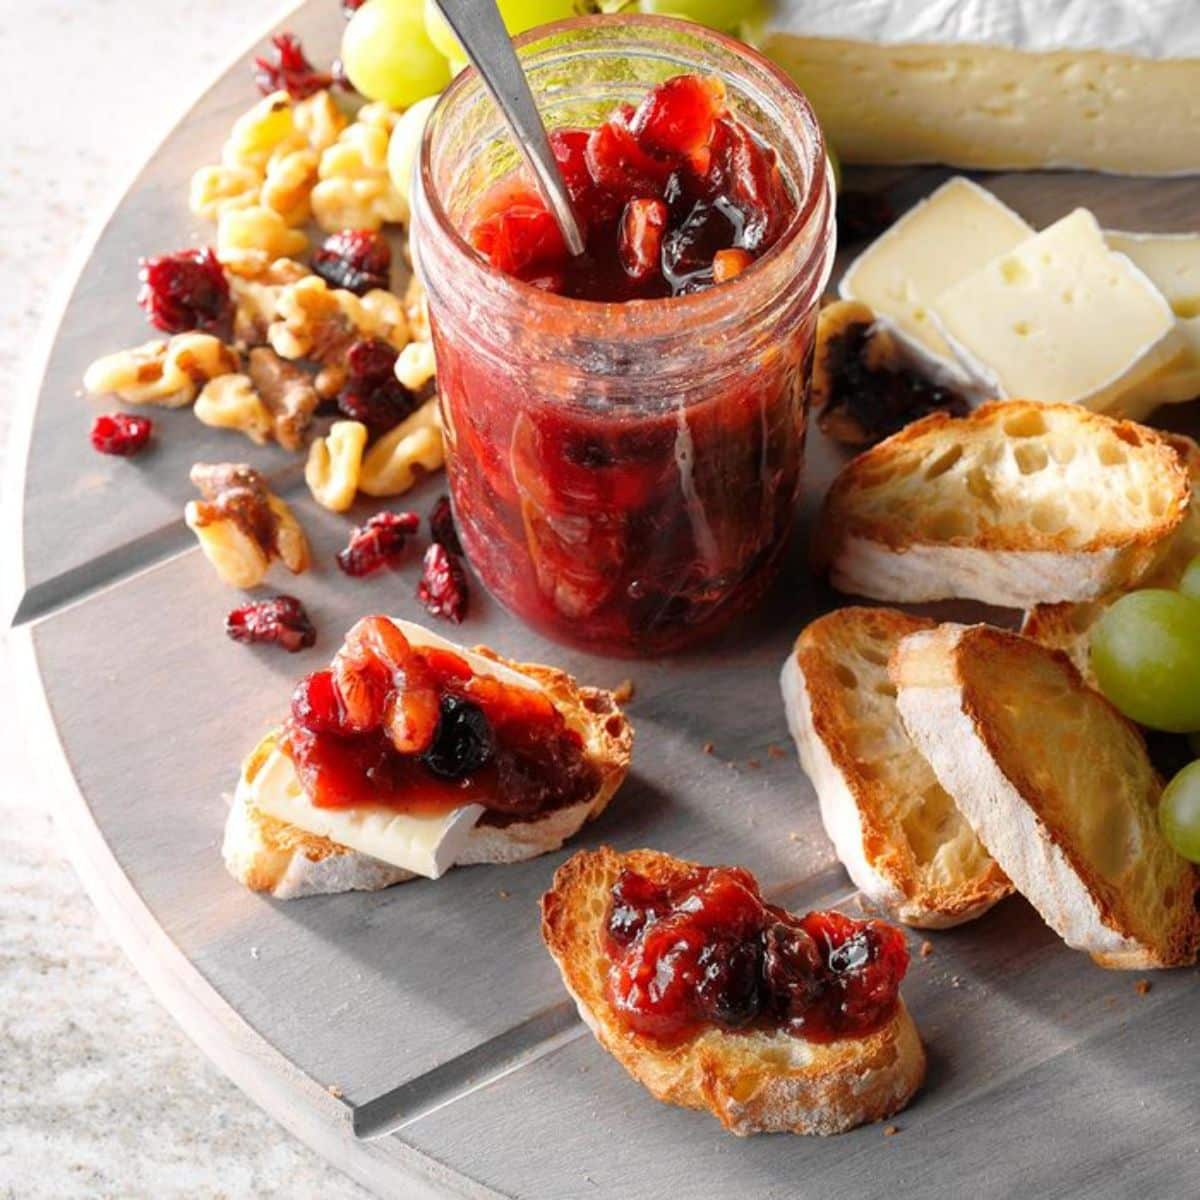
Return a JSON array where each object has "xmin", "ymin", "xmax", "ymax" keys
[{"xmin": 0, "ymin": 3, "xmax": 367, "ymax": 1195}]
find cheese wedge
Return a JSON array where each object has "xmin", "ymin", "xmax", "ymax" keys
[
  {"xmin": 1103, "ymin": 232, "xmax": 1200, "ymax": 413},
  {"xmin": 931, "ymin": 209, "xmax": 1180, "ymax": 410},
  {"xmin": 238, "ymin": 620, "xmax": 548, "ymax": 880},
  {"xmin": 764, "ymin": 1, "xmax": 1200, "ymax": 176},
  {"xmin": 839, "ymin": 177, "xmax": 1032, "ymax": 382}
]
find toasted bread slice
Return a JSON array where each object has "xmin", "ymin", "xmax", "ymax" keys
[
  {"xmin": 891, "ymin": 624, "xmax": 1198, "ymax": 969},
  {"xmin": 782, "ymin": 608, "xmax": 1010, "ymax": 928},
  {"xmin": 540, "ymin": 847, "xmax": 925, "ymax": 1136},
  {"xmin": 1023, "ymin": 433, "xmax": 1200, "ymax": 683},
  {"xmin": 224, "ymin": 637, "xmax": 632, "ymax": 899},
  {"xmin": 816, "ymin": 400, "xmax": 1190, "ymax": 608}
]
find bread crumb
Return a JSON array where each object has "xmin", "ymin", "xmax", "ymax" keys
[
  {"xmin": 703, "ymin": 741, "xmax": 715, "ymax": 755},
  {"xmin": 919, "ymin": 941, "xmax": 934, "ymax": 959},
  {"xmin": 249, "ymin": 946, "xmax": 260, "ymax": 960},
  {"xmin": 767, "ymin": 744, "xmax": 787, "ymax": 759},
  {"xmin": 787, "ymin": 832, "xmax": 801, "ymax": 842},
  {"xmin": 883, "ymin": 1125, "xmax": 899, "ymax": 1137},
  {"xmin": 498, "ymin": 889, "xmax": 511, "ymax": 900},
  {"xmin": 746, "ymin": 758, "xmax": 761, "ymax": 769},
  {"xmin": 950, "ymin": 975, "xmax": 963, "ymax": 988},
  {"xmin": 1134, "ymin": 979, "xmax": 1152, "ymax": 996},
  {"xmin": 611, "ymin": 679, "xmax": 635, "ymax": 704},
  {"xmin": 327, "ymin": 1084, "xmax": 344, "ymax": 1099}
]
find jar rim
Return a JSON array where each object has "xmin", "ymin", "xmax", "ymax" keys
[{"xmin": 415, "ymin": 12, "xmax": 833, "ymax": 340}]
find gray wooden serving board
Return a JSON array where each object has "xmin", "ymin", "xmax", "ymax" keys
[{"xmin": 12, "ymin": 4, "xmax": 1200, "ymax": 1197}]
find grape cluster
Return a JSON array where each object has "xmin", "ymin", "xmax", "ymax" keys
[{"xmin": 1090, "ymin": 554, "xmax": 1200, "ymax": 863}]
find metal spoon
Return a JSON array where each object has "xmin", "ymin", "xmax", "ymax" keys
[{"xmin": 431, "ymin": 0, "xmax": 586, "ymax": 256}]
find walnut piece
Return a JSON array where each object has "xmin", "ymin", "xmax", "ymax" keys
[
  {"xmin": 305, "ymin": 420, "xmax": 368, "ymax": 512},
  {"xmin": 83, "ymin": 334, "xmax": 239, "ymax": 407},
  {"xmin": 185, "ymin": 462, "xmax": 309, "ymax": 587},
  {"xmin": 247, "ymin": 346, "xmax": 320, "ymax": 451},
  {"xmin": 358, "ymin": 398, "xmax": 444, "ymax": 497}
]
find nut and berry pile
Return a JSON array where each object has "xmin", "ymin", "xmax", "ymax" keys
[{"xmin": 81, "ymin": 21, "xmax": 467, "ymax": 650}]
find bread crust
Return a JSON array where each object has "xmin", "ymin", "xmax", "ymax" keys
[
  {"xmin": 892, "ymin": 625, "xmax": 1199, "ymax": 969},
  {"xmin": 1023, "ymin": 432, "xmax": 1200, "ymax": 680},
  {"xmin": 818, "ymin": 400, "xmax": 1190, "ymax": 607},
  {"xmin": 224, "ymin": 647, "xmax": 633, "ymax": 898},
  {"xmin": 783, "ymin": 608, "xmax": 1010, "ymax": 928},
  {"xmin": 540, "ymin": 847, "xmax": 926, "ymax": 1136}
]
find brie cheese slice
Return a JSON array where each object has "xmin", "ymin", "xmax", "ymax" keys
[
  {"xmin": 931, "ymin": 208, "xmax": 1180, "ymax": 409},
  {"xmin": 840, "ymin": 177, "xmax": 1032, "ymax": 383},
  {"xmin": 244, "ymin": 620, "xmax": 549, "ymax": 880}
]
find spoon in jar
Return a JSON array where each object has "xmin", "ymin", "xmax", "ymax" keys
[{"xmin": 430, "ymin": 0, "xmax": 587, "ymax": 256}]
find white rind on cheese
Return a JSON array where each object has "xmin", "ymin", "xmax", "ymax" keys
[
  {"xmin": 931, "ymin": 209, "xmax": 1179, "ymax": 410},
  {"xmin": 765, "ymin": 0, "xmax": 1200, "ymax": 58},
  {"xmin": 763, "ymin": 2, "xmax": 1200, "ymax": 175},
  {"xmin": 840, "ymin": 177, "xmax": 1033, "ymax": 385},
  {"xmin": 1103, "ymin": 232, "xmax": 1200, "ymax": 414}
]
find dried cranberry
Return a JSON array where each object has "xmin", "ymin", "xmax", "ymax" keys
[
  {"xmin": 417, "ymin": 543, "xmax": 469, "ymax": 623},
  {"xmin": 291, "ymin": 669, "xmax": 351, "ymax": 734},
  {"xmin": 695, "ymin": 936, "xmax": 762, "ymax": 1027},
  {"xmin": 428, "ymin": 495, "xmax": 462, "ymax": 555},
  {"xmin": 253, "ymin": 32, "xmax": 332, "ymax": 100},
  {"xmin": 421, "ymin": 695, "xmax": 495, "ymax": 779},
  {"xmin": 90, "ymin": 412, "xmax": 152, "ymax": 457},
  {"xmin": 225, "ymin": 596, "xmax": 316, "ymax": 652},
  {"xmin": 336, "ymin": 511, "xmax": 420, "ymax": 577},
  {"xmin": 337, "ymin": 339, "xmax": 414, "ymax": 436},
  {"xmin": 761, "ymin": 919, "xmax": 824, "ymax": 1021},
  {"xmin": 311, "ymin": 229, "xmax": 392, "ymax": 296},
  {"xmin": 137, "ymin": 247, "xmax": 231, "ymax": 335}
]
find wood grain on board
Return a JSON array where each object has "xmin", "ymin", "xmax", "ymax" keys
[{"xmin": 17, "ymin": 3, "xmax": 1200, "ymax": 1197}]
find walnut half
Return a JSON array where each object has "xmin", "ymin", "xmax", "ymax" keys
[{"xmin": 185, "ymin": 462, "xmax": 309, "ymax": 588}]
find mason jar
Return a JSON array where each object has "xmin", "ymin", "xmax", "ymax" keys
[{"xmin": 412, "ymin": 14, "xmax": 835, "ymax": 657}]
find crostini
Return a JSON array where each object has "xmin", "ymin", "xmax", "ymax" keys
[
  {"xmin": 224, "ymin": 616, "xmax": 632, "ymax": 898},
  {"xmin": 782, "ymin": 607, "xmax": 1010, "ymax": 928},
  {"xmin": 540, "ymin": 846, "xmax": 925, "ymax": 1136},
  {"xmin": 816, "ymin": 400, "xmax": 1189, "ymax": 608},
  {"xmin": 891, "ymin": 624, "xmax": 1199, "ymax": 969}
]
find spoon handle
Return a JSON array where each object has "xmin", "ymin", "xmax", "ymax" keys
[{"xmin": 432, "ymin": 0, "xmax": 586, "ymax": 256}]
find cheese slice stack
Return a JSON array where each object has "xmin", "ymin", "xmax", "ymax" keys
[
  {"xmin": 842, "ymin": 177, "xmax": 1200, "ymax": 418},
  {"xmin": 764, "ymin": 0, "xmax": 1200, "ymax": 176},
  {"xmin": 238, "ymin": 620, "xmax": 546, "ymax": 879}
]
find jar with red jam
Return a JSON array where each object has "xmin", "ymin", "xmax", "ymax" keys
[{"xmin": 412, "ymin": 15, "xmax": 834, "ymax": 656}]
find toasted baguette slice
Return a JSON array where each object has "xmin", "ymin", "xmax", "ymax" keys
[
  {"xmin": 1023, "ymin": 433, "xmax": 1200, "ymax": 683},
  {"xmin": 816, "ymin": 400, "xmax": 1190, "ymax": 608},
  {"xmin": 540, "ymin": 847, "xmax": 925, "ymax": 1136},
  {"xmin": 783, "ymin": 608, "xmax": 1010, "ymax": 928},
  {"xmin": 224, "ymin": 638, "xmax": 632, "ymax": 899},
  {"xmin": 891, "ymin": 624, "xmax": 1198, "ymax": 969}
]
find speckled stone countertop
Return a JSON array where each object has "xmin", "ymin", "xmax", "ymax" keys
[{"xmin": 0, "ymin": 3, "xmax": 367, "ymax": 1195}]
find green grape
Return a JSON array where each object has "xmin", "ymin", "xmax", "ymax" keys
[
  {"xmin": 342, "ymin": 0, "xmax": 451, "ymax": 109},
  {"xmin": 1180, "ymin": 553, "xmax": 1200, "ymax": 601},
  {"xmin": 1090, "ymin": 590, "xmax": 1200, "ymax": 733},
  {"xmin": 1160, "ymin": 760, "xmax": 1200, "ymax": 863},
  {"xmin": 387, "ymin": 94, "xmax": 440, "ymax": 214},
  {"xmin": 424, "ymin": 0, "xmax": 579, "ymax": 61},
  {"xmin": 639, "ymin": 0, "xmax": 769, "ymax": 34}
]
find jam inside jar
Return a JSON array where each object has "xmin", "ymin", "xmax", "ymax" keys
[{"xmin": 413, "ymin": 15, "xmax": 835, "ymax": 656}]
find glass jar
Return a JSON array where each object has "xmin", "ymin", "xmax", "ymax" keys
[{"xmin": 413, "ymin": 14, "xmax": 834, "ymax": 657}]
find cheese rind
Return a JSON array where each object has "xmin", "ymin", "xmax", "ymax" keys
[
  {"xmin": 931, "ymin": 209, "xmax": 1179, "ymax": 409},
  {"xmin": 840, "ymin": 177, "xmax": 1032, "ymax": 383}
]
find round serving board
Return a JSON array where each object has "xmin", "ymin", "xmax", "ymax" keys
[{"xmin": 14, "ymin": 5, "xmax": 1200, "ymax": 1197}]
